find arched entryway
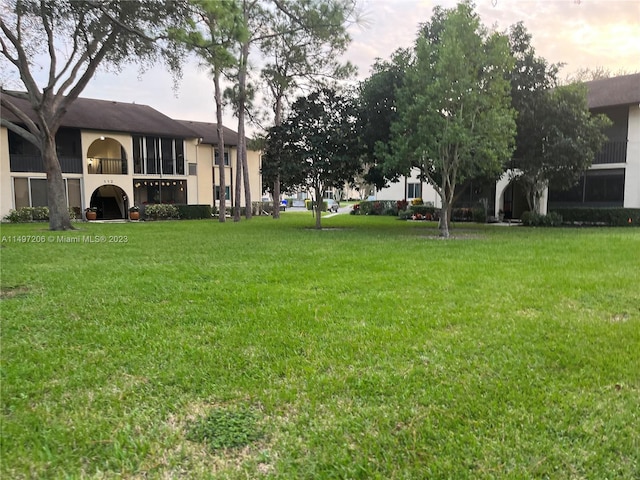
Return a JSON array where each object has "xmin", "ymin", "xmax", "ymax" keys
[
  {"xmin": 90, "ymin": 185, "xmax": 129, "ymax": 219},
  {"xmin": 497, "ymin": 180, "xmax": 529, "ymax": 220}
]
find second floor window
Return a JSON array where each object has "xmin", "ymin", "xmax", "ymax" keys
[
  {"xmin": 214, "ymin": 149, "xmax": 230, "ymax": 166},
  {"xmin": 133, "ymin": 136, "xmax": 185, "ymax": 175}
]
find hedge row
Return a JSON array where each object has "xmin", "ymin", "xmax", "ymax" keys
[
  {"xmin": 521, "ymin": 211, "xmax": 563, "ymax": 227},
  {"xmin": 4, "ymin": 206, "xmax": 78, "ymax": 223},
  {"xmin": 550, "ymin": 207, "xmax": 640, "ymax": 226},
  {"xmin": 174, "ymin": 204, "xmax": 212, "ymax": 219}
]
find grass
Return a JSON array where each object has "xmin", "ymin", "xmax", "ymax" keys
[{"xmin": 1, "ymin": 213, "xmax": 639, "ymax": 479}]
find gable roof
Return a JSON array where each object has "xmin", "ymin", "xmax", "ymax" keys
[
  {"xmin": 586, "ymin": 73, "xmax": 640, "ymax": 109},
  {"xmin": 175, "ymin": 119, "xmax": 239, "ymax": 146},
  {"xmin": 2, "ymin": 94, "xmax": 199, "ymax": 138}
]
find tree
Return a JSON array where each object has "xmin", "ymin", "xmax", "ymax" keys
[
  {"xmin": 180, "ymin": 0, "xmax": 246, "ymax": 222},
  {"xmin": 512, "ymin": 83, "xmax": 611, "ymax": 212},
  {"xmin": 263, "ymin": 88, "xmax": 361, "ymax": 229},
  {"xmin": 356, "ymin": 49, "xmax": 411, "ymax": 193},
  {"xmin": 391, "ymin": 1, "xmax": 516, "ymax": 238},
  {"xmin": 564, "ymin": 66, "xmax": 639, "ymax": 84},
  {"xmin": 507, "ymin": 23, "xmax": 611, "ymax": 212},
  {"xmin": 0, "ymin": 0, "xmax": 190, "ymax": 230},
  {"xmin": 258, "ymin": 0, "xmax": 357, "ymax": 218}
]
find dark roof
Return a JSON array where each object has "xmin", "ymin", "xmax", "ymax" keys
[
  {"xmin": 175, "ymin": 119, "xmax": 238, "ymax": 146},
  {"xmin": 586, "ymin": 73, "xmax": 640, "ymax": 109},
  {"xmin": 2, "ymin": 94, "xmax": 199, "ymax": 138}
]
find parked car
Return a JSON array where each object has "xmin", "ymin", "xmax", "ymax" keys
[{"xmin": 325, "ymin": 199, "xmax": 340, "ymax": 213}]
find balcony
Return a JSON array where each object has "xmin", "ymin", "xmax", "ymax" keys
[
  {"xmin": 87, "ymin": 157, "xmax": 128, "ymax": 175},
  {"xmin": 9, "ymin": 154, "xmax": 82, "ymax": 173},
  {"xmin": 593, "ymin": 140, "xmax": 627, "ymax": 165}
]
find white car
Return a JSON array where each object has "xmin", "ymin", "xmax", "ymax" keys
[{"xmin": 325, "ymin": 199, "xmax": 340, "ymax": 213}]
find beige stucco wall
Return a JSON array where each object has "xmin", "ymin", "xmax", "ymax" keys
[
  {"xmin": 624, "ymin": 104, "xmax": 640, "ymax": 208},
  {"xmin": 81, "ymin": 131, "xmax": 133, "ymax": 212},
  {"xmin": 0, "ymin": 126, "xmax": 13, "ymax": 218},
  {"xmin": 375, "ymin": 167, "xmax": 441, "ymax": 207},
  {"xmin": 1, "ymin": 125, "xmax": 262, "ymax": 218},
  {"xmin": 189, "ymin": 143, "xmax": 262, "ymax": 208}
]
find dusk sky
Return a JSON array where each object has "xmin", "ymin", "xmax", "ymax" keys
[{"xmin": 76, "ymin": 0, "xmax": 640, "ymax": 130}]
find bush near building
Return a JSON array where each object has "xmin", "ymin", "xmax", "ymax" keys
[{"xmin": 551, "ymin": 207, "xmax": 640, "ymax": 226}]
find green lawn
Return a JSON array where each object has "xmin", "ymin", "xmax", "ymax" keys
[{"xmin": 1, "ymin": 214, "xmax": 639, "ymax": 479}]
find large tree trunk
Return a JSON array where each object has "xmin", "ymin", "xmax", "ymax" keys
[
  {"xmin": 234, "ymin": 40, "xmax": 249, "ymax": 222},
  {"xmin": 439, "ymin": 200, "xmax": 450, "ymax": 238},
  {"xmin": 241, "ymin": 133, "xmax": 252, "ymax": 219},
  {"xmin": 233, "ymin": 132, "xmax": 242, "ymax": 222},
  {"xmin": 214, "ymin": 70, "xmax": 226, "ymax": 223},
  {"xmin": 43, "ymin": 135, "xmax": 74, "ymax": 231},
  {"xmin": 239, "ymin": 41, "xmax": 252, "ymax": 220},
  {"xmin": 314, "ymin": 185, "xmax": 322, "ymax": 230},
  {"xmin": 438, "ymin": 180, "xmax": 454, "ymax": 238},
  {"xmin": 272, "ymin": 94, "xmax": 284, "ymax": 219}
]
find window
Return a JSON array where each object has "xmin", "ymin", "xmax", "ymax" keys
[
  {"xmin": 30, "ymin": 179, "xmax": 48, "ymax": 207},
  {"xmin": 175, "ymin": 141, "xmax": 185, "ymax": 175},
  {"xmin": 585, "ymin": 169, "xmax": 624, "ymax": 204},
  {"xmin": 14, "ymin": 178, "xmax": 29, "ymax": 209},
  {"xmin": 133, "ymin": 179, "xmax": 186, "ymax": 205},
  {"xmin": 407, "ymin": 183, "xmax": 422, "ymax": 199},
  {"xmin": 188, "ymin": 163, "xmax": 197, "ymax": 176},
  {"xmin": 134, "ymin": 136, "xmax": 185, "ymax": 175},
  {"xmin": 66, "ymin": 179, "xmax": 82, "ymax": 213},
  {"xmin": 215, "ymin": 149, "xmax": 230, "ymax": 166},
  {"xmin": 13, "ymin": 177, "xmax": 81, "ymax": 210},
  {"xmin": 133, "ymin": 136, "xmax": 143, "ymax": 174},
  {"xmin": 215, "ymin": 185, "xmax": 231, "ymax": 200},
  {"xmin": 549, "ymin": 169, "xmax": 625, "ymax": 207},
  {"xmin": 161, "ymin": 137, "xmax": 174, "ymax": 175}
]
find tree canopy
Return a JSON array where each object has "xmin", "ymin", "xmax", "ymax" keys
[
  {"xmin": 262, "ymin": 87, "xmax": 361, "ymax": 229},
  {"xmin": 356, "ymin": 49, "xmax": 411, "ymax": 193},
  {"xmin": 390, "ymin": 1, "xmax": 516, "ymax": 237},
  {"xmin": 507, "ymin": 23, "xmax": 611, "ymax": 212}
]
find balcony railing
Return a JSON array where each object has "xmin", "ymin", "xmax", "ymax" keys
[
  {"xmin": 87, "ymin": 157, "xmax": 128, "ymax": 174},
  {"xmin": 593, "ymin": 140, "xmax": 627, "ymax": 164},
  {"xmin": 9, "ymin": 154, "xmax": 82, "ymax": 173}
]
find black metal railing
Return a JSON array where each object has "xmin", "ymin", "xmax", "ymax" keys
[
  {"xmin": 593, "ymin": 140, "xmax": 627, "ymax": 164},
  {"xmin": 9, "ymin": 154, "xmax": 82, "ymax": 173},
  {"xmin": 87, "ymin": 157, "xmax": 128, "ymax": 174}
]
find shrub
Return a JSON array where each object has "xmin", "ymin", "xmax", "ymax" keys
[
  {"xmin": 32, "ymin": 206, "xmax": 49, "ymax": 221},
  {"xmin": 352, "ymin": 200, "xmax": 397, "ymax": 216},
  {"xmin": 411, "ymin": 198, "xmax": 423, "ymax": 206},
  {"xmin": 144, "ymin": 204, "xmax": 180, "ymax": 220},
  {"xmin": 398, "ymin": 209, "xmax": 413, "ymax": 220},
  {"xmin": 451, "ymin": 208, "xmax": 473, "ymax": 222},
  {"xmin": 4, "ymin": 206, "xmax": 53, "ymax": 223},
  {"xmin": 472, "ymin": 207, "xmax": 486, "ymax": 223},
  {"xmin": 4, "ymin": 209, "xmax": 24, "ymax": 223},
  {"xmin": 550, "ymin": 207, "xmax": 640, "ymax": 226},
  {"xmin": 521, "ymin": 211, "xmax": 563, "ymax": 227},
  {"xmin": 175, "ymin": 204, "xmax": 212, "ymax": 220},
  {"xmin": 409, "ymin": 205, "xmax": 438, "ymax": 220},
  {"xmin": 396, "ymin": 199, "xmax": 408, "ymax": 211}
]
